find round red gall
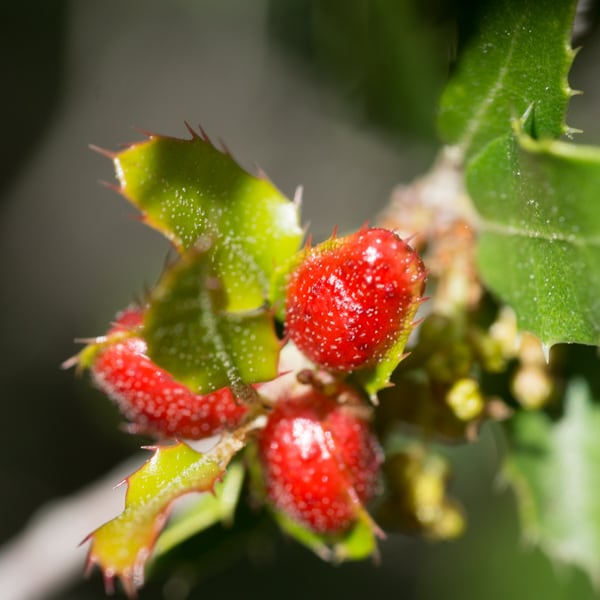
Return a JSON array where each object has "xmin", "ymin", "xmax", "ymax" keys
[
  {"xmin": 285, "ymin": 228, "xmax": 426, "ymax": 371},
  {"xmin": 258, "ymin": 387, "xmax": 382, "ymax": 534}
]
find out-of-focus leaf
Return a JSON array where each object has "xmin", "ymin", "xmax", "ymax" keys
[
  {"xmin": 112, "ymin": 127, "xmax": 303, "ymax": 312},
  {"xmin": 85, "ymin": 434, "xmax": 245, "ymax": 596},
  {"xmin": 273, "ymin": 508, "xmax": 378, "ymax": 562},
  {"xmin": 467, "ymin": 127, "xmax": 600, "ymax": 347},
  {"xmin": 268, "ymin": 0, "xmax": 445, "ymax": 138},
  {"xmin": 438, "ymin": 0, "xmax": 576, "ymax": 160},
  {"xmin": 144, "ymin": 243, "xmax": 280, "ymax": 395},
  {"xmin": 504, "ymin": 380, "xmax": 600, "ymax": 589}
]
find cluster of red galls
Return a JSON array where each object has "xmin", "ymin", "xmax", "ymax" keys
[{"xmin": 87, "ymin": 228, "xmax": 426, "ymax": 535}]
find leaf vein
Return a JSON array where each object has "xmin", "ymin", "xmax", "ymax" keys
[
  {"xmin": 459, "ymin": 15, "xmax": 525, "ymax": 154},
  {"xmin": 481, "ymin": 220, "xmax": 600, "ymax": 248}
]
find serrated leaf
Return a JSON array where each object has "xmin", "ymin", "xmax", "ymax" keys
[
  {"xmin": 355, "ymin": 309, "xmax": 418, "ymax": 400},
  {"xmin": 144, "ymin": 243, "xmax": 280, "ymax": 394},
  {"xmin": 438, "ymin": 0, "xmax": 576, "ymax": 160},
  {"xmin": 113, "ymin": 127, "xmax": 303, "ymax": 312},
  {"xmin": 153, "ymin": 461, "xmax": 245, "ymax": 558},
  {"xmin": 85, "ymin": 434, "xmax": 245, "ymax": 596},
  {"xmin": 504, "ymin": 380, "xmax": 600, "ymax": 589},
  {"xmin": 467, "ymin": 128, "xmax": 600, "ymax": 346}
]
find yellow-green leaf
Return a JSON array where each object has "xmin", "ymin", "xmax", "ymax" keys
[
  {"xmin": 86, "ymin": 434, "xmax": 244, "ymax": 596},
  {"xmin": 113, "ymin": 127, "xmax": 303, "ymax": 312}
]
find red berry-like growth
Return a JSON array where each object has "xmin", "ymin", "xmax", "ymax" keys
[
  {"xmin": 90, "ymin": 307, "xmax": 248, "ymax": 439},
  {"xmin": 258, "ymin": 385, "xmax": 382, "ymax": 534},
  {"xmin": 285, "ymin": 227, "xmax": 426, "ymax": 371}
]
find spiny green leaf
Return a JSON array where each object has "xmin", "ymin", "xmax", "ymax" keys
[
  {"xmin": 354, "ymin": 314, "xmax": 417, "ymax": 401},
  {"xmin": 154, "ymin": 461, "xmax": 245, "ymax": 558},
  {"xmin": 86, "ymin": 435, "xmax": 245, "ymax": 596},
  {"xmin": 438, "ymin": 0, "xmax": 577, "ymax": 160},
  {"xmin": 467, "ymin": 128, "xmax": 600, "ymax": 347},
  {"xmin": 144, "ymin": 243, "xmax": 280, "ymax": 394},
  {"xmin": 113, "ymin": 127, "xmax": 303, "ymax": 312},
  {"xmin": 504, "ymin": 380, "xmax": 600, "ymax": 589}
]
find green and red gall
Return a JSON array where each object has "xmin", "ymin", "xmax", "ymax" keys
[
  {"xmin": 258, "ymin": 384, "xmax": 383, "ymax": 534},
  {"xmin": 285, "ymin": 227, "xmax": 427, "ymax": 371}
]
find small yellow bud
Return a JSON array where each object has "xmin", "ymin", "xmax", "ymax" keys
[
  {"xmin": 428, "ymin": 500, "xmax": 466, "ymax": 539},
  {"xmin": 511, "ymin": 365, "xmax": 553, "ymax": 410},
  {"xmin": 446, "ymin": 378, "xmax": 484, "ymax": 421}
]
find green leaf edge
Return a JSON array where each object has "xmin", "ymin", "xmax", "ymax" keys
[
  {"xmin": 469, "ymin": 121, "xmax": 600, "ymax": 347},
  {"xmin": 153, "ymin": 461, "xmax": 245, "ymax": 558},
  {"xmin": 438, "ymin": 0, "xmax": 578, "ymax": 160},
  {"xmin": 503, "ymin": 379, "xmax": 600, "ymax": 589},
  {"xmin": 273, "ymin": 509, "xmax": 377, "ymax": 562}
]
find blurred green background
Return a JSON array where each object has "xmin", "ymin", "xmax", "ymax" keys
[{"xmin": 1, "ymin": 1, "xmax": 599, "ymax": 598}]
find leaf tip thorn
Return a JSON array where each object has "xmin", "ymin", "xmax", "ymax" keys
[
  {"xmin": 184, "ymin": 121, "xmax": 200, "ymax": 139},
  {"xmin": 293, "ymin": 185, "xmax": 303, "ymax": 208},
  {"xmin": 89, "ymin": 144, "xmax": 116, "ymax": 159}
]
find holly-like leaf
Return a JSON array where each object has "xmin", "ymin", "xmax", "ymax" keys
[
  {"xmin": 144, "ymin": 242, "xmax": 281, "ymax": 395},
  {"xmin": 438, "ymin": 0, "xmax": 577, "ymax": 160},
  {"xmin": 504, "ymin": 380, "xmax": 600, "ymax": 589},
  {"xmin": 153, "ymin": 461, "xmax": 245, "ymax": 558},
  {"xmin": 467, "ymin": 127, "xmax": 600, "ymax": 347},
  {"xmin": 112, "ymin": 126, "xmax": 303, "ymax": 312},
  {"xmin": 85, "ymin": 434, "xmax": 245, "ymax": 596},
  {"xmin": 354, "ymin": 314, "xmax": 417, "ymax": 400}
]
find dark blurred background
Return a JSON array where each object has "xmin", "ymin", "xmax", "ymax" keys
[{"xmin": 1, "ymin": 1, "xmax": 599, "ymax": 598}]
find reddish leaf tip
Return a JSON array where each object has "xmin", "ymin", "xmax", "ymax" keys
[
  {"xmin": 197, "ymin": 124, "xmax": 212, "ymax": 144},
  {"xmin": 130, "ymin": 126, "xmax": 156, "ymax": 140},
  {"xmin": 89, "ymin": 144, "xmax": 116, "ymax": 159},
  {"xmin": 60, "ymin": 353, "xmax": 81, "ymax": 370},
  {"xmin": 183, "ymin": 121, "xmax": 200, "ymax": 139},
  {"xmin": 255, "ymin": 164, "xmax": 269, "ymax": 180},
  {"xmin": 217, "ymin": 137, "xmax": 231, "ymax": 156},
  {"xmin": 293, "ymin": 185, "xmax": 303, "ymax": 208},
  {"xmin": 98, "ymin": 179, "xmax": 121, "ymax": 194},
  {"xmin": 301, "ymin": 221, "xmax": 311, "ymax": 240},
  {"xmin": 402, "ymin": 232, "xmax": 421, "ymax": 248}
]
